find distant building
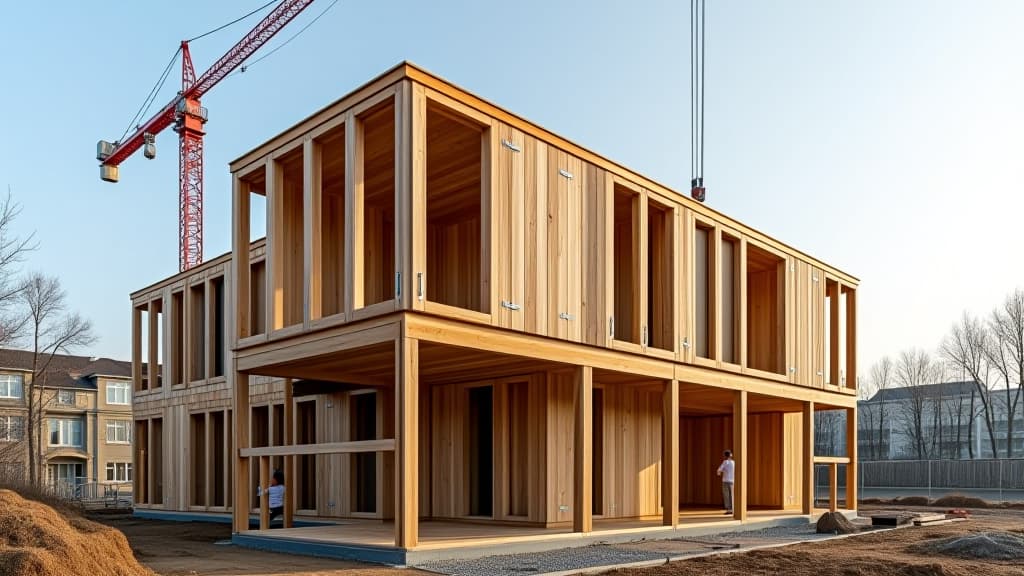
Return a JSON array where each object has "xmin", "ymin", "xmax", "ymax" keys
[
  {"xmin": 854, "ymin": 381, "xmax": 1024, "ymax": 460},
  {"xmin": 0, "ymin": 348, "xmax": 134, "ymax": 490}
]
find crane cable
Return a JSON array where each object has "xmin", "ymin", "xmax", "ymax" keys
[
  {"xmin": 232, "ymin": 0, "xmax": 342, "ymax": 77},
  {"xmin": 691, "ymin": 0, "xmax": 706, "ymax": 201},
  {"xmin": 116, "ymin": 47, "xmax": 181, "ymax": 145},
  {"xmin": 187, "ymin": 0, "xmax": 278, "ymax": 43}
]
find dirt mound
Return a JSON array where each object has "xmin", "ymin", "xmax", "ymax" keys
[
  {"xmin": 895, "ymin": 496, "xmax": 931, "ymax": 506},
  {"xmin": 912, "ymin": 532, "xmax": 1024, "ymax": 561},
  {"xmin": 932, "ymin": 494, "xmax": 989, "ymax": 509},
  {"xmin": 0, "ymin": 489, "xmax": 154, "ymax": 576},
  {"xmin": 816, "ymin": 511, "xmax": 858, "ymax": 534}
]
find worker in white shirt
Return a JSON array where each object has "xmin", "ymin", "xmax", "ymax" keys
[
  {"xmin": 716, "ymin": 450, "xmax": 735, "ymax": 515},
  {"xmin": 257, "ymin": 470, "xmax": 286, "ymax": 527}
]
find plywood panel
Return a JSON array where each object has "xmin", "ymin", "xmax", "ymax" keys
[
  {"xmin": 494, "ymin": 124, "xmax": 526, "ymax": 329},
  {"xmin": 524, "ymin": 138, "xmax": 548, "ymax": 335},
  {"xmin": 783, "ymin": 411, "xmax": 803, "ymax": 509},
  {"xmin": 747, "ymin": 413, "xmax": 783, "ymax": 508},
  {"xmin": 546, "ymin": 150, "xmax": 583, "ymax": 342},
  {"xmin": 679, "ymin": 415, "xmax": 732, "ymax": 506},
  {"xmin": 582, "ymin": 164, "xmax": 610, "ymax": 347},
  {"xmin": 546, "ymin": 371, "xmax": 575, "ymax": 523},
  {"xmin": 599, "ymin": 385, "xmax": 662, "ymax": 518}
]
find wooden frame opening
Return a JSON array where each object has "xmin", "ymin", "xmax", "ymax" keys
[
  {"xmin": 190, "ymin": 413, "xmax": 206, "ymax": 506},
  {"xmin": 296, "ymin": 400, "xmax": 316, "ymax": 510},
  {"xmin": 357, "ymin": 98, "xmax": 396, "ymax": 308},
  {"xmin": 151, "ymin": 418, "xmax": 163, "ymax": 505},
  {"xmin": 351, "ymin": 392, "xmax": 378, "ymax": 514},
  {"xmin": 747, "ymin": 244, "xmax": 786, "ymax": 375},
  {"xmin": 467, "ymin": 385, "xmax": 493, "ymax": 517},
  {"xmin": 250, "ymin": 260, "xmax": 267, "ymax": 336},
  {"xmin": 274, "ymin": 147, "xmax": 305, "ymax": 329},
  {"xmin": 613, "ymin": 183, "xmax": 640, "ymax": 344},
  {"xmin": 135, "ymin": 305, "xmax": 148, "ymax": 391},
  {"xmin": 647, "ymin": 201, "xmax": 674, "ymax": 352},
  {"xmin": 317, "ymin": 122, "xmax": 346, "ymax": 318},
  {"xmin": 189, "ymin": 283, "xmax": 206, "ymax": 382},
  {"xmin": 425, "ymin": 100, "xmax": 488, "ymax": 313},
  {"xmin": 211, "ymin": 410, "xmax": 226, "ymax": 506},
  {"xmin": 720, "ymin": 233, "xmax": 740, "ymax": 364},
  {"xmin": 170, "ymin": 291, "xmax": 184, "ymax": 386},
  {"xmin": 506, "ymin": 381, "xmax": 528, "ymax": 518},
  {"xmin": 271, "ymin": 403, "xmax": 285, "ymax": 472},
  {"xmin": 826, "ymin": 279, "xmax": 838, "ymax": 386},
  {"xmin": 694, "ymin": 223, "xmax": 714, "ymax": 359},
  {"xmin": 134, "ymin": 420, "xmax": 148, "ymax": 503},
  {"xmin": 211, "ymin": 277, "xmax": 225, "ymax": 377},
  {"xmin": 592, "ymin": 387, "xmax": 604, "ymax": 516}
]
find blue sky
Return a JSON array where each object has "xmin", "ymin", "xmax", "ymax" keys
[{"xmin": 0, "ymin": 1, "xmax": 1020, "ymax": 378}]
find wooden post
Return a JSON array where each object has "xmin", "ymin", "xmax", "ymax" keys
[
  {"xmin": 305, "ymin": 138, "xmax": 322, "ymax": 324},
  {"xmin": 802, "ymin": 400, "xmax": 815, "ymax": 514},
  {"xmin": 131, "ymin": 306, "xmax": 141, "ymax": 391},
  {"xmin": 204, "ymin": 279, "xmax": 214, "ymax": 380},
  {"xmin": 232, "ymin": 175, "xmax": 251, "ymax": 339},
  {"xmin": 828, "ymin": 462, "xmax": 838, "ymax": 512},
  {"xmin": 232, "ymin": 371, "xmax": 251, "ymax": 533},
  {"xmin": 259, "ymin": 455, "xmax": 269, "ymax": 529},
  {"xmin": 284, "ymin": 378, "xmax": 294, "ymax": 528},
  {"xmin": 732, "ymin": 389, "xmax": 747, "ymax": 521},
  {"xmin": 205, "ymin": 411, "xmax": 213, "ymax": 508},
  {"xmin": 573, "ymin": 365, "xmax": 593, "ymax": 533},
  {"xmin": 845, "ymin": 288, "xmax": 857, "ymax": 391},
  {"xmin": 846, "ymin": 406, "xmax": 857, "ymax": 510},
  {"xmin": 267, "ymin": 158, "xmax": 284, "ymax": 331},
  {"xmin": 394, "ymin": 337, "xmax": 419, "ymax": 548},
  {"xmin": 828, "ymin": 280, "xmax": 840, "ymax": 385},
  {"xmin": 147, "ymin": 300, "xmax": 159, "ymax": 390},
  {"xmin": 146, "ymin": 419, "xmax": 155, "ymax": 504},
  {"xmin": 662, "ymin": 379, "xmax": 679, "ymax": 527}
]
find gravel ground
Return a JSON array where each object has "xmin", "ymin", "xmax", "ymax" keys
[{"xmin": 416, "ymin": 522, "xmax": 856, "ymax": 576}]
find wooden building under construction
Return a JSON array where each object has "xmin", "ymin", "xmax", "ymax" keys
[{"xmin": 129, "ymin": 62, "xmax": 859, "ymax": 563}]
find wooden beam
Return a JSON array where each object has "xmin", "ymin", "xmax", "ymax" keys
[
  {"xmin": 284, "ymin": 378, "xmax": 294, "ymax": 528},
  {"xmin": 305, "ymin": 138, "xmax": 323, "ymax": 323},
  {"xmin": 131, "ymin": 306, "xmax": 142, "ymax": 390},
  {"xmin": 846, "ymin": 406, "xmax": 857, "ymax": 510},
  {"xmin": 573, "ymin": 365, "xmax": 593, "ymax": 533},
  {"xmin": 232, "ymin": 371, "xmax": 251, "ymax": 533},
  {"xmin": 147, "ymin": 300, "xmax": 159, "ymax": 390},
  {"xmin": 802, "ymin": 400, "xmax": 814, "ymax": 515},
  {"xmin": 259, "ymin": 455, "xmax": 269, "ymax": 529},
  {"xmin": 828, "ymin": 462, "xmax": 838, "ymax": 512},
  {"xmin": 395, "ymin": 336, "xmax": 418, "ymax": 548},
  {"xmin": 845, "ymin": 288, "xmax": 857, "ymax": 391},
  {"xmin": 205, "ymin": 411, "xmax": 213, "ymax": 508},
  {"xmin": 732, "ymin": 389, "xmax": 747, "ymax": 521},
  {"xmin": 267, "ymin": 158, "xmax": 284, "ymax": 332},
  {"xmin": 813, "ymin": 456, "xmax": 851, "ymax": 464},
  {"xmin": 345, "ymin": 110, "xmax": 364, "ymax": 312},
  {"xmin": 240, "ymin": 438, "xmax": 396, "ymax": 457},
  {"xmin": 662, "ymin": 379, "xmax": 678, "ymax": 527},
  {"xmin": 233, "ymin": 175, "xmax": 251, "ymax": 339}
]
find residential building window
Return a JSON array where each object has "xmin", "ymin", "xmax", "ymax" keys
[
  {"xmin": 0, "ymin": 375, "xmax": 23, "ymax": 399},
  {"xmin": 105, "ymin": 462, "xmax": 132, "ymax": 482},
  {"xmin": 106, "ymin": 381, "xmax": 130, "ymax": 405},
  {"xmin": 57, "ymin": 389, "xmax": 75, "ymax": 405},
  {"xmin": 48, "ymin": 419, "xmax": 83, "ymax": 447},
  {"xmin": 105, "ymin": 420, "xmax": 131, "ymax": 444},
  {"xmin": 0, "ymin": 415, "xmax": 24, "ymax": 441}
]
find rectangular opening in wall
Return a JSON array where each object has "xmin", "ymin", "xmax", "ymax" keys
[
  {"xmin": 358, "ymin": 98, "xmax": 396, "ymax": 307},
  {"xmin": 171, "ymin": 291, "xmax": 184, "ymax": 385},
  {"xmin": 225, "ymin": 410, "xmax": 233, "ymax": 508},
  {"xmin": 190, "ymin": 413, "xmax": 206, "ymax": 506},
  {"xmin": 212, "ymin": 277, "xmax": 224, "ymax": 377},
  {"xmin": 250, "ymin": 260, "xmax": 266, "ymax": 336},
  {"xmin": 507, "ymin": 382, "xmax": 528, "ymax": 517},
  {"xmin": 467, "ymin": 385, "xmax": 493, "ymax": 517},
  {"xmin": 592, "ymin": 387, "xmax": 604, "ymax": 515},
  {"xmin": 271, "ymin": 403, "xmax": 284, "ymax": 472},
  {"xmin": 694, "ymin": 223, "xmax": 713, "ymax": 358},
  {"xmin": 189, "ymin": 283, "xmax": 205, "ymax": 382},
  {"xmin": 317, "ymin": 123, "xmax": 346, "ymax": 317},
  {"xmin": 350, "ymin": 392, "xmax": 377, "ymax": 513},
  {"xmin": 746, "ymin": 244, "xmax": 785, "ymax": 374},
  {"xmin": 210, "ymin": 410, "xmax": 225, "ymax": 506},
  {"xmin": 647, "ymin": 201, "xmax": 674, "ymax": 351},
  {"xmin": 153, "ymin": 300, "xmax": 163, "ymax": 388},
  {"xmin": 251, "ymin": 406, "xmax": 269, "ymax": 448},
  {"xmin": 276, "ymin": 148, "xmax": 304, "ymax": 328},
  {"xmin": 825, "ymin": 279, "xmax": 837, "ymax": 385},
  {"xmin": 246, "ymin": 172, "xmax": 267, "ymax": 242},
  {"xmin": 426, "ymin": 100, "xmax": 487, "ymax": 312},
  {"xmin": 613, "ymin": 183, "xmax": 640, "ymax": 344},
  {"xmin": 136, "ymin": 306, "xmax": 148, "ymax": 391},
  {"xmin": 842, "ymin": 286, "xmax": 855, "ymax": 390},
  {"xmin": 720, "ymin": 234, "xmax": 739, "ymax": 364},
  {"xmin": 296, "ymin": 401, "xmax": 316, "ymax": 510},
  {"xmin": 151, "ymin": 418, "xmax": 163, "ymax": 504},
  {"xmin": 134, "ymin": 420, "xmax": 148, "ymax": 503}
]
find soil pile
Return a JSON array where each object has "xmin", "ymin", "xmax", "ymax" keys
[
  {"xmin": 932, "ymin": 495, "xmax": 988, "ymax": 509},
  {"xmin": 816, "ymin": 511, "xmax": 858, "ymax": 534},
  {"xmin": 0, "ymin": 489, "xmax": 154, "ymax": 576},
  {"xmin": 913, "ymin": 532, "xmax": 1024, "ymax": 561}
]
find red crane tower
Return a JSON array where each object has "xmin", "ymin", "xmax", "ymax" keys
[{"xmin": 97, "ymin": 0, "xmax": 315, "ymax": 271}]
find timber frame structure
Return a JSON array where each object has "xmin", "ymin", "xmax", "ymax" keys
[{"xmin": 130, "ymin": 62, "xmax": 859, "ymax": 563}]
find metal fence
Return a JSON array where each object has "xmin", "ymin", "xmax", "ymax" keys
[
  {"xmin": 859, "ymin": 459, "xmax": 1024, "ymax": 491},
  {"xmin": 45, "ymin": 479, "xmax": 133, "ymax": 509}
]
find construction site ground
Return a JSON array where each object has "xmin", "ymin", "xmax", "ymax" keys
[{"xmin": 89, "ymin": 504, "xmax": 1024, "ymax": 576}]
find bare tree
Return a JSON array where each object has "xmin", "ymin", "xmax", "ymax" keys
[
  {"xmin": 859, "ymin": 357, "xmax": 894, "ymax": 460},
  {"xmin": 858, "ymin": 376, "xmax": 879, "ymax": 460},
  {"xmin": 20, "ymin": 273, "xmax": 95, "ymax": 485},
  {"xmin": 896, "ymin": 348, "xmax": 939, "ymax": 459},
  {"xmin": 943, "ymin": 313, "xmax": 1001, "ymax": 458},
  {"xmin": 987, "ymin": 290, "xmax": 1023, "ymax": 458},
  {"xmin": 0, "ymin": 191, "xmax": 37, "ymax": 346}
]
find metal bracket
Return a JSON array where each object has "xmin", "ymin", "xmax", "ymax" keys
[
  {"xmin": 501, "ymin": 300, "xmax": 521, "ymax": 311},
  {"xmin": 558, "ymin": 312, "xmax": 575, "ymax": 321},
  {"xmin": 789, "ymin": 366, "xmax": 796, "ymax": 374},
  {"xmin": 501, "ymin": 139, "xmax": 521, "ymax": 153},
  {"xmin": 558, "ymin": 168, "xmax": 574, "ymax": 179},
  {"xmin": 395, "ymin": 272, "xmax": 402, "ymax": 302},
  {"xmin": 641, "ymin": 325, "xmax": 648, "ymax": 347},
  {"xmin": 682, "ymin": 336, "xmax": 691, "ymax": 349},
  {"xmin": 609, "ymin": 317, "xmax": 615, "ymax": 338},
  {"xmin": 417, "ymin": 272, "xmax": 424, "ymax": 301}
]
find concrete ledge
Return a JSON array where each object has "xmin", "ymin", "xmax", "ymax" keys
[
  {"xmin": 132, "ymin": 508, "xmax": 339, "ymax": 529},
  {"xmin": 232, "ymin": 533, "xmax": 407, "ymax": 565}
]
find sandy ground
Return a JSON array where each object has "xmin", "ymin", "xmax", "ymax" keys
[
  {"xmin": 92, "ymin": 506, "xmax": 1024, "ymax": 576},
  {"xmin": 90, "ymin": 513, "xmax": 416, "ymax": 576}
]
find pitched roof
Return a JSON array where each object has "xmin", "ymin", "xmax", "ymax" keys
[
  {"xmin": 864, "ymin": 381, "xmax": 978, "ymax": 403},
  {"xmin": 0, "ymin": 348, "xmax": 131, "ymax": 390}
]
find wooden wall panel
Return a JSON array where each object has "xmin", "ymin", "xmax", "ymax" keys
[
  {"xmin": 546, "ymin": 371, "xmax": 575, "ymax": 523},
  {"xmin": 430, "ymin": 383, "xmax": 466, "ymax": 518},
  {"xmin": 679, "ymin": 415, "xmax": 732, "ymax": 506},
  {"xmin": 524, "ymin": 138, "xmax": 548, "ymax": 335},
  {"xmin": 783, "ymin": 411, "xmax": 803, "ymax": 509},
  {"xmin": 599, "ymin": 385, "xmax": 663, "ymax": 518},
  {"xmin": 582, "ymin": 164, "xmax": 610, "ymax": 347},
  {"xmin": 545, "ymin": 150, "xmax": 583, "ymax": 342},
  {"xmin": 494, "ymin": 124, "xmax": 526, "ymax": 330},
  {"xmin": 426, "ymin": 219, "xmax": 482, "ymax": 312},
  {"xmin": 748, "ymin": 413, "xmax": 783, "ymax": 508},
  {"xmin": 747, "ymin": 269, "xmax": 780, "ymax": 373}
]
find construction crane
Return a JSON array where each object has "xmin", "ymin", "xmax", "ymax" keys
[
  {"xmin": 690, "ymin": 0, "xmax": 706, "ymax": 203},
  {"xmin": 96, "ymin": 0, "xmax": 315, "ymax": 272}
]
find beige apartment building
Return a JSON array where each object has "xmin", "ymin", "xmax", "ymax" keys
[{"xmin": 0, "ymin": 349, "xmax": 134, "ymax": 492}]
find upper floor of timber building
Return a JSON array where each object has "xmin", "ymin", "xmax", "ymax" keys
[{"xmin": 130, "ymin": 62, "xmax": 858, "ymax": 397}]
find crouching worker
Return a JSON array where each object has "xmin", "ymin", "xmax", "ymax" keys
[{"xmin": 257, "ymin": 470, "xmax": 286, "ymax": 528}]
